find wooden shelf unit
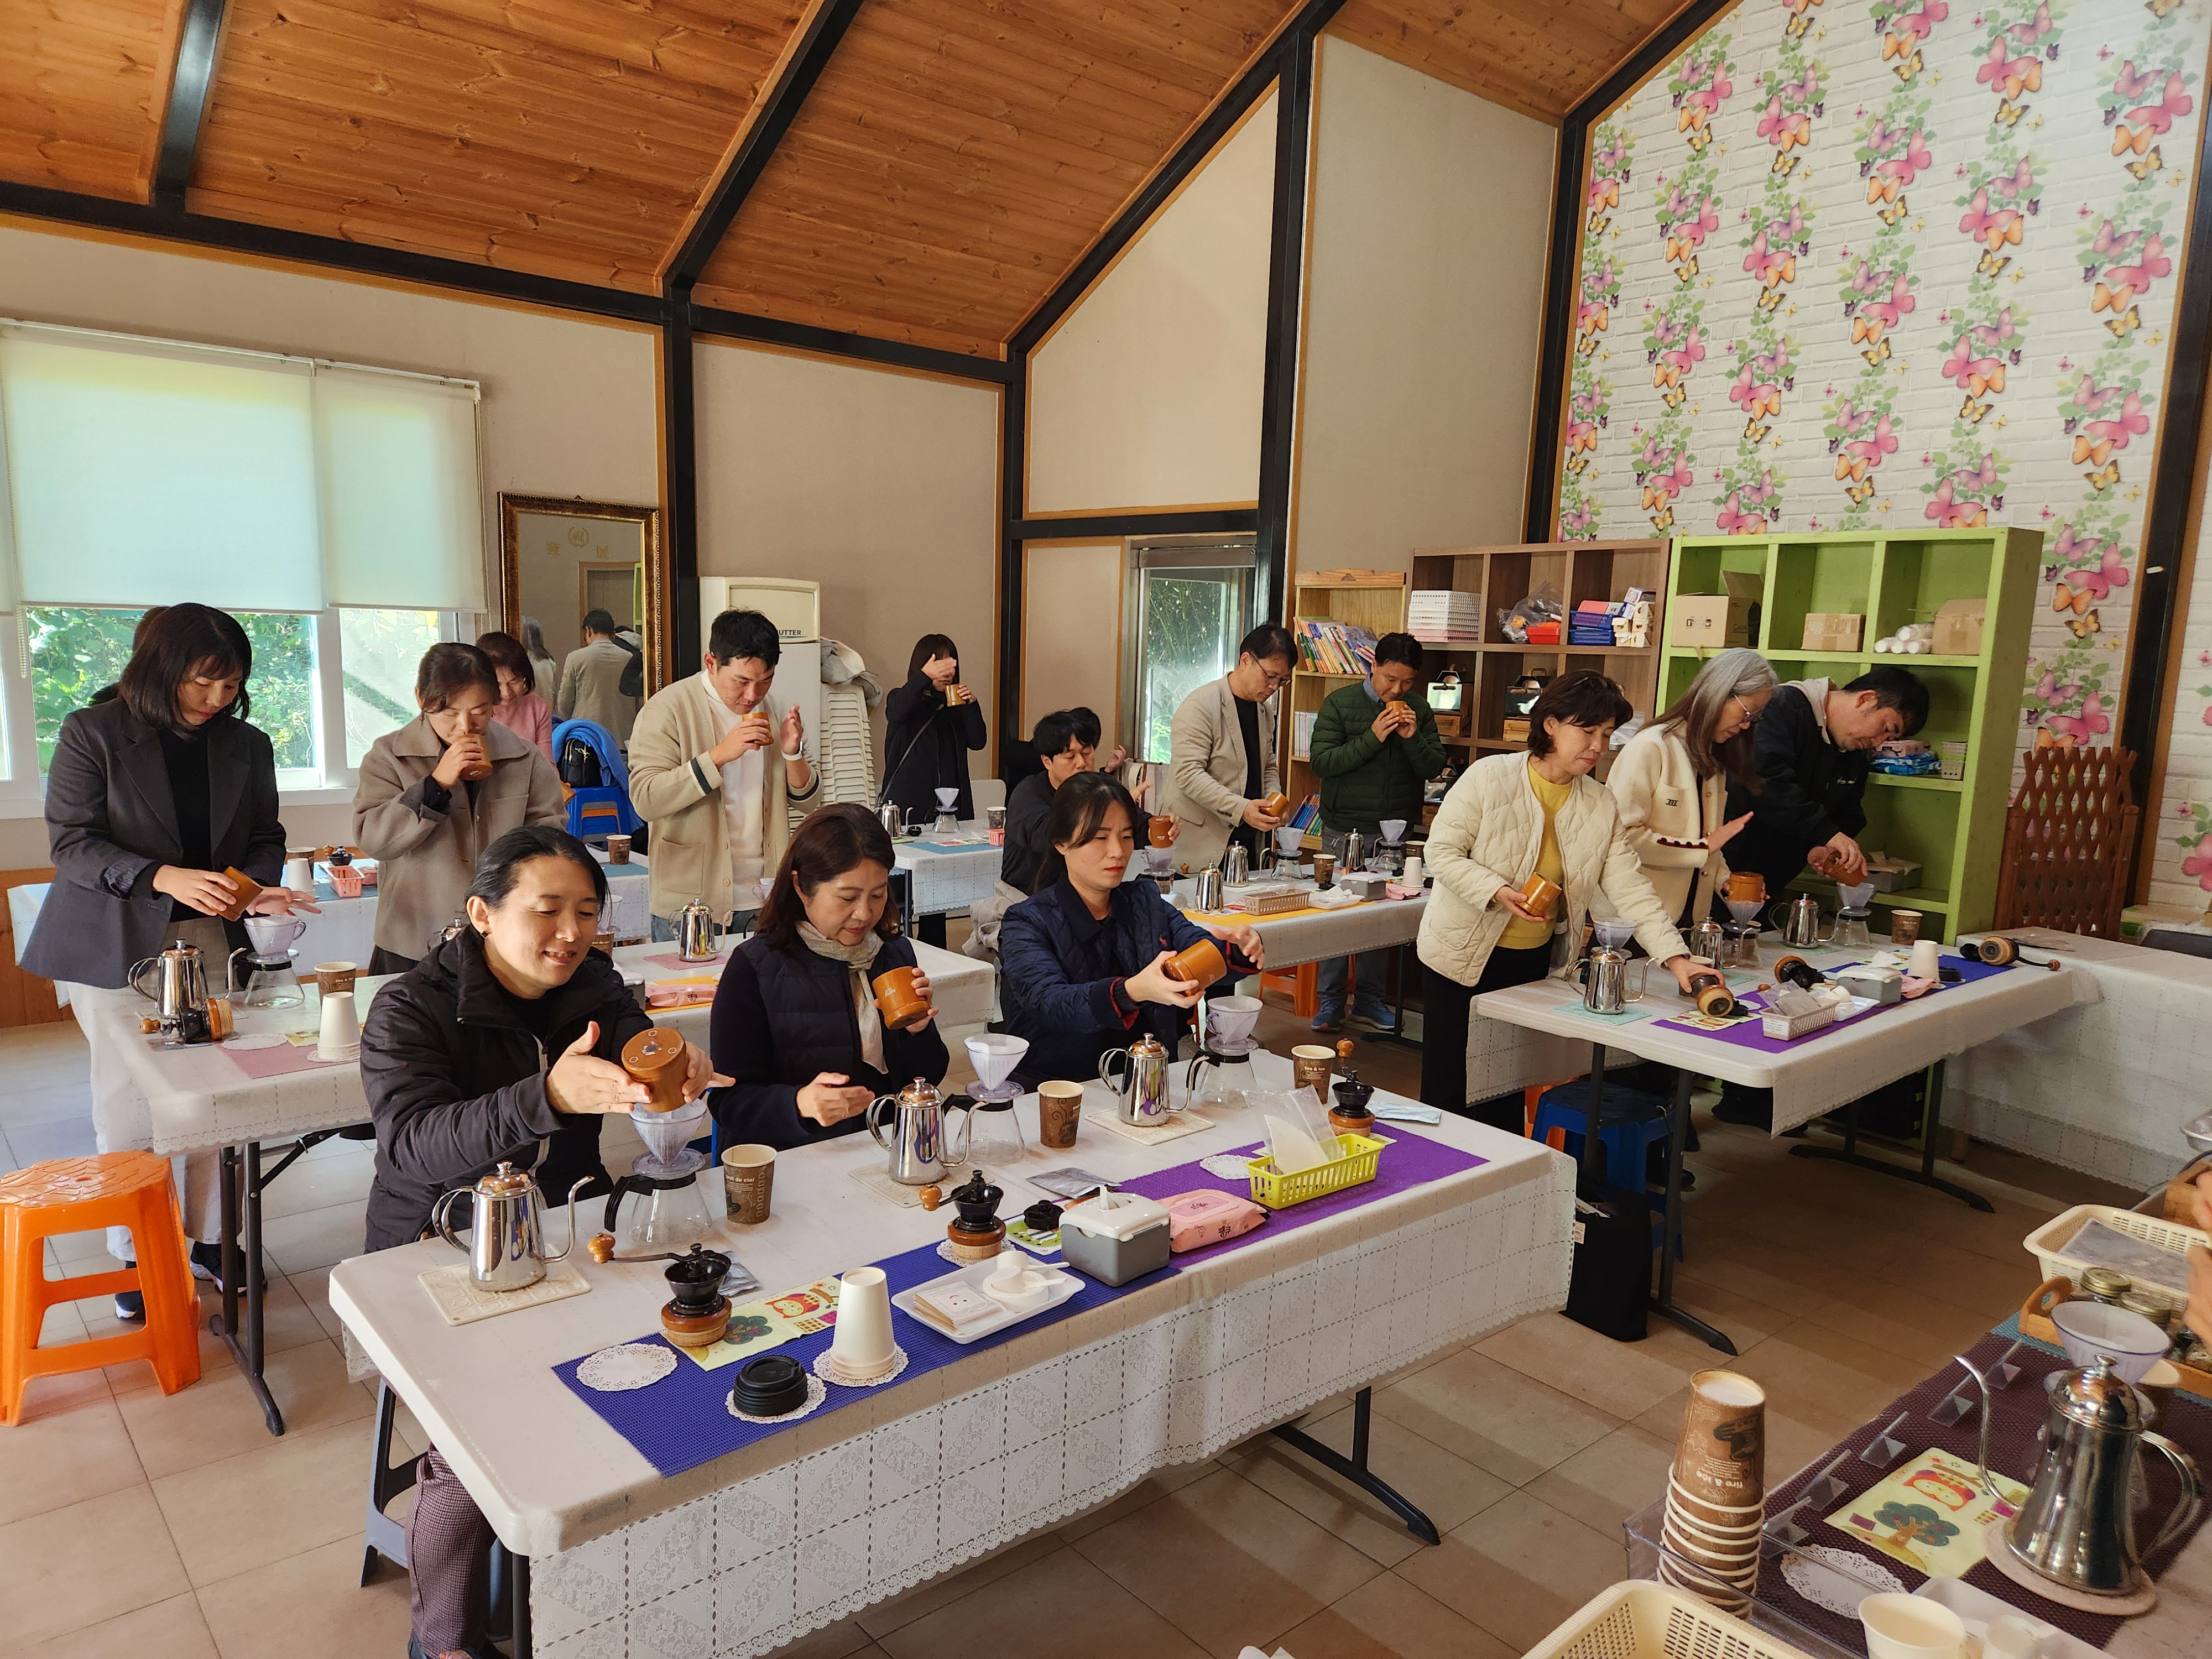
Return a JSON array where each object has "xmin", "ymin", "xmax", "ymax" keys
[
  {"xmin": 1284, "ymin": 576, "xmax": 1407, "ymax": 847},
  {"xmin": 1657, "ymin": 528, "xmax": 2043, "ymax": 943},
  {"xmin": 1404, "ymin": 540, "xmax": 1671, "ymax": 820}
]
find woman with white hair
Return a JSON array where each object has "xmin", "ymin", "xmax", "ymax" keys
[{"xmin": 1607, "ymin": 646, "xmax": 1777, "ymax": 930}]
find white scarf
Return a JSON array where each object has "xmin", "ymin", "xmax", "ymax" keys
[{"xmin": 798, "ymin": 921, "xmax": 888, "ymax": 1073}]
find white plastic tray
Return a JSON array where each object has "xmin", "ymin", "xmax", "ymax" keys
[
  {"xmin": 1915, "ymin": 1575, "xmax": 2101, "ymax": 1659},
  {"xmin": 891, "ymin": 1258, "xmax": 1083, "ymax": 1344}
]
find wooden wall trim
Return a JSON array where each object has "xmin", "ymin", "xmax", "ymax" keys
[{"xmin": 0, "ymin": 869, "xmax": 67, "ymax": 1030}]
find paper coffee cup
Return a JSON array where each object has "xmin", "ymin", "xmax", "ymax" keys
[
  {"xmin": 1908, "ymin": 938, "xmax": 1942, "ymax": 980},
  {"xmin": 1890, "ymin": 909, "xmax": 1923, "ymax": 945},
  {"xmin": 314, "ymin": 960, "xmax": 357, "ymax": 996},
  {"xmin": 1291, "ymin": 1045, "xmax": 1335, "ymax": 1099},
  {"xmin": 1037, "ymin": 1081, "xmax": 1082, "ymax": 1150},
  {"xmin": 722, "ymin": 1144, "xmax": 775, "ymax": 1223},
  {"xmin": 1860, "ymin": 1593, "xmax": 1965, "ymax": 1659},
  {"xmin": 1672, "ymin": 1369, "xmax": 1766, "ymax": 1509}
]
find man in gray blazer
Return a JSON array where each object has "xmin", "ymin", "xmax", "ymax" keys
[
  {"xmin": 556, "ymin": 609, "xmax": 640, "ymax": 745},
  {"xmin": 1163, "ymin": 623, "xmax": 1293, "ymax": 874}
]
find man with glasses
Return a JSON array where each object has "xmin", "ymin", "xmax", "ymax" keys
[
  {"xmin": 1163, "ymin": 623, "xmax": 1295, "ymax": 876},
  {"xmin": 1714, "ymin": 665, "xmax": 1928, "ymax": 1126}
]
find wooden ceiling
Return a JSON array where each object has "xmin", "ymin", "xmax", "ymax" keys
[
  {"xmin": 691, "ymin": 0, "xmax": 1295, "ymax": 357},
  {"xmin": 1331, "ymin": 0, "xmax": 1687, "ymax": 123},
  {"xmin": 3, "ymin": 0, "xmax": 185, "ymax": 201},
  {"xmin": 2, "ymin": 0, "xmax": 1688, "ymax": 352}
]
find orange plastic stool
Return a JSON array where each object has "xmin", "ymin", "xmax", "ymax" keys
[{"xmin": 1, "ymin": 1152, "xmax": 201, "ymax": 1423}]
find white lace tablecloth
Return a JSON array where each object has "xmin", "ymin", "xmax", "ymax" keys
[
  {"xmin": 1948, "ymin": 927, "xmax": 2209, "ymax": 1188},
  {"xmin": 894, "ymin": 827, "xmax": 1004, "ymax": 916},
  {"xmin": 328, "ymin": 1056, "xmax": 1571, "ymax": 1658},
  {"xmin": 1473, "ymin": 938, "xmax": 2097, "ymax": 1136}
]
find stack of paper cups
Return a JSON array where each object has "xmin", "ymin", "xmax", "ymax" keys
[
  {"xmin": 1659, "ymin": 1369, "xmax": 1766, "ymax": 1614},
  {"xmin": 825, "ymin": 1266, "xmax": 900, "ymax": 1383},
  {"xmin": 316, "ymin": 988, "xmax": 361, "ymax": 1062}
]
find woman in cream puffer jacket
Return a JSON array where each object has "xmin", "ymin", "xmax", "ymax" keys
[{"xmin": 1417, "ymin": 679, "xmax": 1698, "ymax": 1123}]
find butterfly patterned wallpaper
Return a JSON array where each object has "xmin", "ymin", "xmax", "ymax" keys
[{"xmin": 1552, "ymin": 0, "xmax": 2212, "ymax": 907}]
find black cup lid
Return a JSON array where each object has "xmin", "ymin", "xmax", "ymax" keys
[{"xmin": 731, "ymin": 1353, "xmax": 808, "ymax": 1415}]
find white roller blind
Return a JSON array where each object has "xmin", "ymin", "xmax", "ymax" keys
[
  {"xmin": 0, "ymin": 331, "xmax": 322, "ymax": 611},
  {"xmin": 315, "ymin": 366, "xmax": 484, "ymax": 609}
]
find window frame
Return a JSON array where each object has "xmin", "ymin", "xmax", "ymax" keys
[
  {"xmin": 1118, "ymin": 535, "xmax": 1264, "ymax": 765},
  {"xmin": 0, "ymin": 604, "xmax": 478, "ymax": 817}
]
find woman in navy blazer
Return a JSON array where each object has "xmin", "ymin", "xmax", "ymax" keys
[
  {"xmin": 998, "ymin": 773, "xmax": 1262, "ymax": 1091},
  {"xmin": 23, "ymin": 604, "xmax": 313, "ymax": 1314}
]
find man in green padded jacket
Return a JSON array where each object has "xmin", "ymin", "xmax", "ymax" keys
[{"xmin": 1306, "ymin": 630, "xmax": 1448, "ymax": 1032}]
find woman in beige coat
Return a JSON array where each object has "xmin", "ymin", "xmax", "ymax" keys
[
  {"xmin": 1607, "ymin": 647, "xmax": 1776, "ymax": 931},
  {"xmin": 354, "ymin": 643, "xmax": 566, "ymax": 972},
  {"xmin": 1416, "ymin": 672, "xmax": 1700, "ymax": 1126}
]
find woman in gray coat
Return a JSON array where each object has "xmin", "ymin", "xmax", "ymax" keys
[
  {"xmin": 353, "ymin": 643, "xmax": 566, "ymax": 974},
  {"xmin": 24, "ymin": 603, "xmax": 313, "ymax": 1314}
]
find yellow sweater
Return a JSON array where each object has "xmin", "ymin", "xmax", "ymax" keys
[{"xmin": 1498, "ymin": 769, "xmax": 1571, "ymax": 950}]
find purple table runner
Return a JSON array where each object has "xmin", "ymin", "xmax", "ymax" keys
[
  {"xmin": 552, "ymin": 1124, "xmax": 1486, "ymax": 1476},
  {"xmin": 1650, "ymin": 952, "xmax": 2013, "ymax": 1055}
]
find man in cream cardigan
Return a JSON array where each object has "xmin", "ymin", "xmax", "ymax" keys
[
  {"xmin": 628, "ymin": 609, "xmax": 819, "ymax": 938},
  {"xmin": 1162, "ymin": 623, "xmax": 1295, "ymax": 873}
]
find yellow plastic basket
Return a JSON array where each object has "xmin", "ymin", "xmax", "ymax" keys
[{"xmin": 1245, "ymin": 1131, "xmax": 1387, "ymax": 1209}]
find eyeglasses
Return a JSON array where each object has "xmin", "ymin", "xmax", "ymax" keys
[
  {"xmin": 1251, "ymin": 662, "xmax": 1291, "ymax": 690},
  {"xmin": 1730, "ymin": 696, "xmax": 1762, "ymax": 727}
]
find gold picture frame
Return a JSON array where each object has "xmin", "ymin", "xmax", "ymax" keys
[{"xmin": 497, "ymin": 494, "xmax": 669, "ymax": 696}]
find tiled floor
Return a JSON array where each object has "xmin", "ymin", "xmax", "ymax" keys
[{"xmin": 0, "ymin": 998, "xmax": 2140, "ymax": 1659}]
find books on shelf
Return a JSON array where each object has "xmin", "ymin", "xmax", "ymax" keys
[
  {"xmin": 1295, "ymin": 618, "xmax": 1378, "ymax": 676},
  {"xmin": 1292, "ymin": 711, "xmax": 1316, "ymax": 761},
  {"xmin": 1408, "ymin": 589, "xmax": 1483, "ymax": 643}
]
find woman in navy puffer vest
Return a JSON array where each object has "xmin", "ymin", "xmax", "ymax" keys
[{"xmin": 709, "ymin": 805, "xmax": 948, "ymax": 1148}]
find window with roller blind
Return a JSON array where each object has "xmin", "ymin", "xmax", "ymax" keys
[{"xmin": 0, "ymin": 322, "xmax": 486, "ymax": 797}]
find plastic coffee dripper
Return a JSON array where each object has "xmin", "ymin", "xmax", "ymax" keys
[
  {"xmin": 1830, "ymin": 880, "xmax": 1878, "ymax": 950},
  {"xmin": 935, "ymin": 787, "xmax": 959, "ymax": 809},
  {"xmin": 1379, "ymin": 820, "xmax": 1407, "ymax": 845},
  {"xmin": 1144, "ymin": 846, "xmax": 1174, "ymax": 876},
  {"xmin": 964, "ymin": 1033, "xmax": 1028, "ymax": 1104},
  {"xmin": 1273, "ymin": 825, "xmax": 1305, "ymax": 855},
  {"xmin": 1589, "ymin": 916, "xmax": 1636, "ymax": 953},
  {"xmin": 963, "ymin": 1034, "xmax": 1030, "ymax": 1165},
  {"xmin": 1205, "ymin": 994, "xmax": 1262, "ymax": 1056},
  {"xmin": 631, "ymin": 1096, "xmax": 708, "ymax": 1180}
]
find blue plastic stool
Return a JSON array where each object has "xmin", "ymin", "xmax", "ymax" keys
[
  {"xmin": 1532, "ymin": 1081, "xmax": 1683, "ymax": 1259},
  {"xmin": 565, "ymin": 785, "xmax": 640, "ymax": 840}
]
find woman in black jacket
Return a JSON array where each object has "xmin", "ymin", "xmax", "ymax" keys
[
  {"xmin": 882, "ymin": 632, "xmax": 987, "ymax": 824},
  {"xmin": 24, "ymin": 603, "xmax": 313, "ymax": 1315},
  {"xmin": 710, "ymin": 804, "xmax": 948, "ymax": 1149},
  {"xmin": 358, "ymin": 825, "xmax": 722, "ymax": 1659}
]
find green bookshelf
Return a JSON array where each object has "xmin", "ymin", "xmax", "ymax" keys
[{"xmin": 1658, "ymin": 528, "xmax": 2043, "ymax": 943}]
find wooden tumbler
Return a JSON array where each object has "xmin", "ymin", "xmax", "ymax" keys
[
  {"xmin": 216, "ymin": 866, "xmax": 265, "ymax": 922},
  {"xmin": 1162, "ymin": 938, "xmax": 1227, "ymax": 989},
  {"xmin": 1519, "ymin": 874, "xmax": 1561, "ymax": 919},
  {"xmin": 622, "ymin": 1026, "xmax": 690, "ymax": 1111},
  {"xmin": 871, "ymin": 967, "xmax": 932, "ymax": 1031}
]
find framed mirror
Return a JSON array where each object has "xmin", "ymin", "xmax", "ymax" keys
[{"xmin": 497, "ymin": 494, "xmax": 669, "ymax": 700}]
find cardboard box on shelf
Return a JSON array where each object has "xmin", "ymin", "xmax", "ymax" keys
[
  {"xmin": 1668, "ymin": 572, "xmax": 1764, "ymax": 648},
  {"xmin": 1433, "ymin": 712, "xmax": 1464, "ymax": 738},
  {"xmin": 1933, "ymin": 598, "xmax": 1986, "ymax": 656},
  {"xmin": 1801, "ymin": 612, "xmax": 1864, "ymax": 652}
]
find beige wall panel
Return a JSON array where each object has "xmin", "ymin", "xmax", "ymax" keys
[
  {"xmin": 1292, "ymin": 41, "xmax": 1554, "ymax": 578},
  {"xmin": 693, "ymin": 342, "xmax": 1001, "ymax": 770},
  {"xmin": 1026, "ymin": 94, "xmax": 1277, "ymax": 517},
  {"xmin": 1020, "ymin": 544, "xmax": 1123, "ymax": 739}
]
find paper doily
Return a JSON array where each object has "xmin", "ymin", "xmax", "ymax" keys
[
  {"xmin": 577, "ymin": 1343, "xmax": 679, "ymax": 1392},
  {"xmin": 812, "ymin": 1344, "xmax": 910, "ymax": 1389},
  {"xmin": 727, "ymin": 1372, "xmax": 828, "ymax": 1424},
  {"xmin": 1778, "ymin": 1545, "xmax": 1905, "ymax": 1615},
  {"xmin": 1201, "ymin": 1152, "xmax": 1260, "ymax": 1180}
]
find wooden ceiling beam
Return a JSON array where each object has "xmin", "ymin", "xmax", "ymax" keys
[
  {"xmin": 661, "ymin": 0, "xmax": 863, "ymax": 293},
  {"xmin": 150, "ymin": 0, "xmax": 226, "ymax": 205}
]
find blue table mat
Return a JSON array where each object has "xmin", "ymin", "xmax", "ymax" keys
[{"xmin": 553, "ymin": 1237, "xmax": 1177, "ymax": 1479}]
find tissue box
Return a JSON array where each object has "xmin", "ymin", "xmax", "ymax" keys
[
  {"xmin": 1670, "ymin": 572, "xmax": 1764, "ymax": 648},
  {"xmin": 1933, "ymin": 598, "xmax": 1985, "ymax": 656},
  {"xmin": 1834, "ymin": 966, "xmax": 1902, "ymax": 1005},
  {"xmin": 1157, "ymin": 1190, "xmax": 1267, "ymax": 1253},
  {"xmin": 1801, "ymin": 613, "xmax": 1864, "ymax": 652}
]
